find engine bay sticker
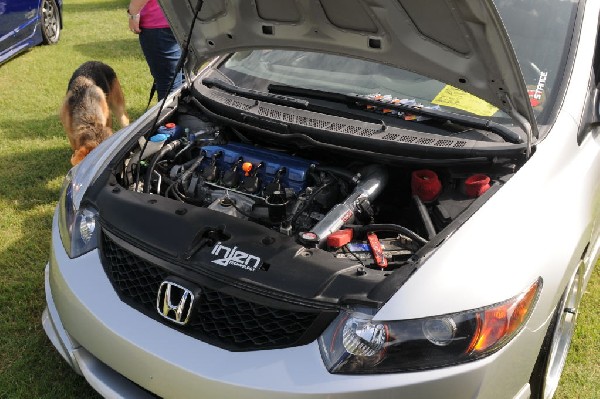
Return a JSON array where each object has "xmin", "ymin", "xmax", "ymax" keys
[
  {"xmin": 432, "ymin": 85, "xmax": 499, "ymax": 117},
  {"xmin": 211, "ymin": 242, "xmax": 262, "ymax": 271}
]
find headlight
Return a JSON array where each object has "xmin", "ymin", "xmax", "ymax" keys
[
  {"xmin": 319, "ymin": 278, "xmax": 541, "ymax": 374},
  {"xmin": 58, "ymin": 169, "xmax": 99, "ymax": 258}
]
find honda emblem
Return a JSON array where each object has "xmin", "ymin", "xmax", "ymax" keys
[{"xmin": 156, "ymin": 281, "xmax": 196, "ymax": 325}]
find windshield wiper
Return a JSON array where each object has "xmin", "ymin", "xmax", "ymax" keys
[
  {"xmin": 202, "ymin": 77, "xmax": 388, "ymax": 126},
  {"xmin": 268, "ymin": 84, "xmax": 524, "ymax": 145},
  {"xmin": 203, "ymin": 77, "xmax": 310, "ymax": 108}
]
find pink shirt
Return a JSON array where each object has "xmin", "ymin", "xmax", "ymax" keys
[{"xmin": 140, "ymin": 0, "xmax": 170, "ymax": 29}]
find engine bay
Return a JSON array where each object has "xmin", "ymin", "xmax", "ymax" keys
[{"xmin": 106, "ymin": 93, "xmax": 518, "ymax": 275}]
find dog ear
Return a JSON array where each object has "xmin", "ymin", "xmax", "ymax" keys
[{"xmin": 71, "ymin": 143, "xmax": 97, "ymax": 166}]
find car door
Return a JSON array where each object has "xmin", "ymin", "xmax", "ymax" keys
[{"xmin": 0, "ymin": 0, "xmax": 41, "ymax": 60}]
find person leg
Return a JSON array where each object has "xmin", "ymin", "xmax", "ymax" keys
[{"xmin": 138, "ymin": 28, "xmax": 183, "ymax": 101}]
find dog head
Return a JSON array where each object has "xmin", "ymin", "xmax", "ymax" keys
[
  {"xmin": 71, "ymin": 143, "xmax": 96, "ymax": 166},
  {"xmin": 70, "ymin": 125, "xmax": 113, "ymax": 166}
]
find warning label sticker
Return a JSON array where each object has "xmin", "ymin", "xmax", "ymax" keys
[{"xmin": 432, "ymin": 85, "xmax": 499, "ymax": 117}]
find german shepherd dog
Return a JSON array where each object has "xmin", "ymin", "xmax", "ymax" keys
[{"xmin": 60, "ymin": 61, "xmax": 129, "ymax": 166}]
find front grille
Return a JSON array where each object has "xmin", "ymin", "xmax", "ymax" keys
[{"xmin": 101, "ymin": 232, "xmax": 332, "ymax": 351}]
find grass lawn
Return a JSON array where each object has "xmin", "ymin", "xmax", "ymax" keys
[
  {"xmin": 0, "ymin": 0, "xmax": 598, "ymax": 397},
  {"xmin": 0, "ymin": 0, "xmax": 150, "ymax": 397}
]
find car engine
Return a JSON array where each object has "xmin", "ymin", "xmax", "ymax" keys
[{"xmin": 112, "ymin": 106, "xmax": 513, "ymax": 272}]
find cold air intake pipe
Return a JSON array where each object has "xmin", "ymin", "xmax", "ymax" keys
[{"xmin": 309, "ymin": 164, "xmax": 388, "ymax": 247}]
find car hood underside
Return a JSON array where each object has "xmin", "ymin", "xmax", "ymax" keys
[{"xmin": 159, "ymin": 0, "xmax": 537, "ymax": 137}]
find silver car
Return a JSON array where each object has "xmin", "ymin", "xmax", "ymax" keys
[{"xmin": 42, "ymin": 0, "xmax": 600, "ymax": 398}]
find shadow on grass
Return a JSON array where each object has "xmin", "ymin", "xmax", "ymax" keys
[
  {"xmin": 0, "ymin": 210, "xmax": 99, "ymax": 399},
  {"xmin": 0, "ymin": 145, "xmax": 71, "ymax": 210},
  {"xmin": 0, "ymin": 146, "xmax": 100, "ymax": 397}
]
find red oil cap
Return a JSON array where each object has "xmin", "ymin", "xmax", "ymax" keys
[
  {"xmin": 465, "ymin": 174, "xmax": 491, "ymax": 198},
  {"xmin": 411, "ymin": 169, "xmax": 442, "ymax": 202},
  {"xmin": 327, "ymin": 229, "xmax": 353, "ymax": 248}
]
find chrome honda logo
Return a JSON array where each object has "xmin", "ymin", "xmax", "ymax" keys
[{"xmin": 156, "ymin": 281, "xmax": 196, "ymax": 325}]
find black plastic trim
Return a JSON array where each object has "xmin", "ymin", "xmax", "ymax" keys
[{"xmin": 191, "ymin": 82, "xmax": 527, "ymax": 160}]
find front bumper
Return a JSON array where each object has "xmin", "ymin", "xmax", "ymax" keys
[{"xmin": 42, "ymin": 210, "xmax": 534, "ymax": 399}]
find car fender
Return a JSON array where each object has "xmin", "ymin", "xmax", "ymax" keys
[{"xmin": 376, "ymin": 111, "xmax": 600, "ymax": 323}]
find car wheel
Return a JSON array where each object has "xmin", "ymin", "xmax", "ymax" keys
[
  {"xmin": 41, "ymin": 0, "xmax": 61, "ymax": 44},
  {"xmin": 530, "ymin": 263, "xmax": 583, "ymax": 399}
]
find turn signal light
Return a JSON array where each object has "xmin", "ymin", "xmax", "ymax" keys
[{"xmin": 469, "ymin": 278, "xmax": 541, "ymax": 353}]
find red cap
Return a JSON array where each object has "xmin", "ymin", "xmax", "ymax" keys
[
  {"xmin": 165, "ymin": 122, "xmax": 176, "ymax": 129},
  {"xmin": 242, "ymin": 162, "xmax": 253, "ymax": 176},
  {"xmin": 327, "ymin": 229, "xmax": 353, "ymax": 248},
  {"xmin": 465, "ymin": 174, "xmax": 491, "ymax": 198},
  {"xmin": 411, "ymin": 169, "xmax": 442, "ymax": 202}
]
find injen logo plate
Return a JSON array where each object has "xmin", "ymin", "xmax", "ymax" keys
[{"xmin": 211, "ymin": 242, "xmax": 262, "ymax": 271}]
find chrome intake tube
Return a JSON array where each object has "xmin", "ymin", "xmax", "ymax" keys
[{"xmin": 310, "ymin": 165, "xmax": 388, "ymax": 246}]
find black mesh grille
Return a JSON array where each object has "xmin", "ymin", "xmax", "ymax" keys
[
  {"xmin": 103, "ymin": 240, "xmax": 166, "ymax": 308},
  {"xmin": 190, "ymin": 290, "xmax": 317, "ymax": 348},
  {"xmin": 101, "ymin": 232, "xmax": 330, "ymax": 351}
]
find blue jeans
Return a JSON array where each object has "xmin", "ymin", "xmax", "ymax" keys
[{"xmin": 139, "ymin": 27, "xmax": 183, "ymax": 101}]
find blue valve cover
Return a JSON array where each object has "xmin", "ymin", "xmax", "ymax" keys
[{"xmin": 199, "ymin": 143, "xmax": 316, "ymax": 194}]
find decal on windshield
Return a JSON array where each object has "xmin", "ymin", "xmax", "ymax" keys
[
  {"xmin": 432, "ymin": 85, "xmax": 498, "ymax": 117},
  {"xmin": 528, "ymin": 71, "xmax": 548, "ymax": 109}
]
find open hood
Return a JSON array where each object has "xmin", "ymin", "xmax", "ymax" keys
[{"xmin": 159, "ymin": 0, "xmax": 538, "ymax": 141}]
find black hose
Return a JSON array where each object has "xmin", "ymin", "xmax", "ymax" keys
[
  {"xmin": 287, "ymin": 182, "xmax": 331, "ymax": 226},
  {"xmin": 143, "ymin": 139, "xmax": 184, "ymax": 193},
  {"xmin": 314, "ymin": 165, "xmax": 360, "ymax": 185},
  {"xmin": 172, "ymin": 141, "xmax": 195, "ymax": 160},
  {"xmin": 165, "ymin": 154, "xmax": 205, "ymax": 198},
  {"xmin": 412, "ymin": 195, "xmax": 436, "ymax": 240}
]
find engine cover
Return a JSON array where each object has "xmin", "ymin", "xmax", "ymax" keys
[{"xmin": 199, "ymin": 143, "xmax": 316, "ymax": 195}]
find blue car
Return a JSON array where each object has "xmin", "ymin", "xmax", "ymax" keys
[{"xmin": 0, "ymin": 0, "xmax": 62, "ymax": 64}]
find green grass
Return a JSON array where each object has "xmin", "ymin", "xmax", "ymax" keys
[
  {"xmin": 555, "ymin": 266, "xmax": 600, "ymax": 399},
  {"xmin": 0, "ymin": 0, "xmax": 150, "ymax": 397},
  {"xmin": 0, "ymin": 0, "xmax": 598, "ymax": 397}
]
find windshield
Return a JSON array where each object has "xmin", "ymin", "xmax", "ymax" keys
[
  {"xmin": 496, "ymin": 0, "xmax": 578, "ymax": 123},
  {"xmin": 216, "ymin": 0, "xmax": 578, "ymax": 125}
]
